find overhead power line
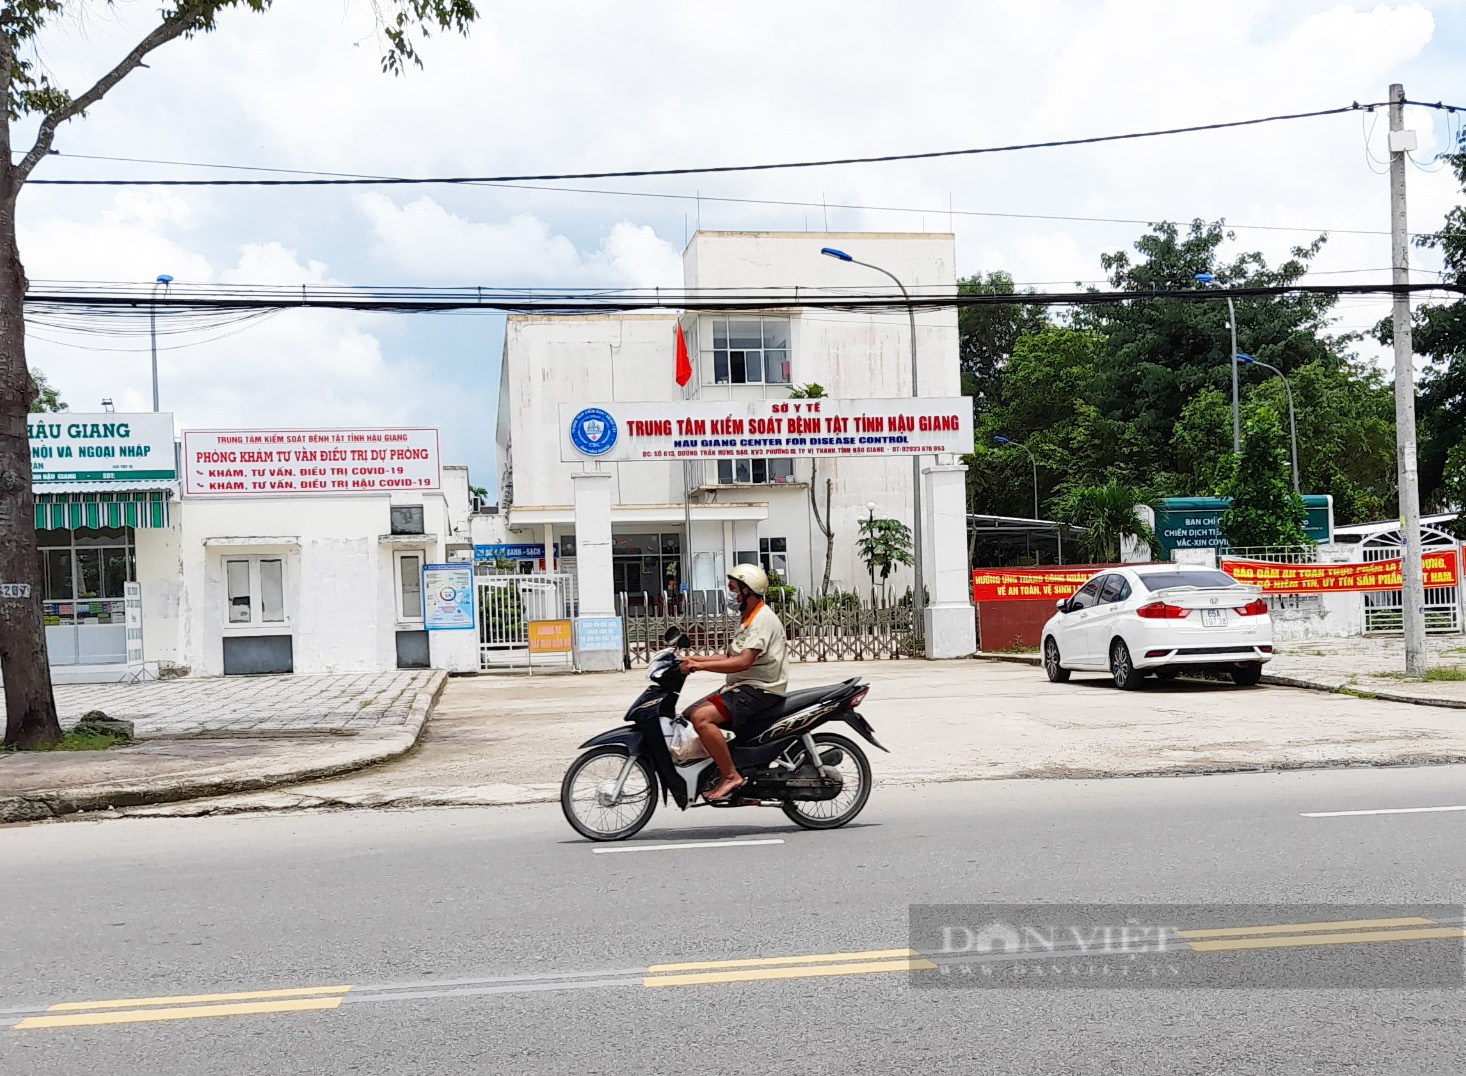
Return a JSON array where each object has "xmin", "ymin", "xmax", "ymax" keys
[
  {"xmin": 22, "ymin": 280, "xmax": 1465, "ymax": 317},
  {"xmin": 26, "ymin": 102, "xmax": 1398, "ymax": 186}
]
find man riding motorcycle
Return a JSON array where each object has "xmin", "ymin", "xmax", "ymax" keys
[{"xmin": 679, "ymin": 564, "xmax": 788, "ymax": 803}]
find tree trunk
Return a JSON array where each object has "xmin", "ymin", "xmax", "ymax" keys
[
  {"xmin": 820, "ymin": 478, "xmax": 834, "ymax": 596},
  {"xmin": 0, "ymin": 155, "xmax": 61, "ymax": 748}
]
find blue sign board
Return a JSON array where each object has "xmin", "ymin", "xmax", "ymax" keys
[
  {"xmin": 423, "ymin": 563, "xmax": 475, "ymax": 631},
  {"xmin": 576, "ymin": 616, "xmax": 624, "ymax": 652},
  {"xmin": 569, "ymin": 407, "xmax": 618, "ymax": 456},
  {"xmin": 474, "ymin": 543, "xmax": 555, "ymax": 562}
]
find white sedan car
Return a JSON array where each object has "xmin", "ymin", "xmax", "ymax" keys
[{"xmin": 1040, "ymin": 564, "xmax": 1273, "ymax": 689}]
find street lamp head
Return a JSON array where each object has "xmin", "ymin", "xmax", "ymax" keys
[
  {"xmin": 820, "ymin": 247, "xmax": 853, "ymax": 262},
  {"xmin": 1237, "ymin": 353, "xmax": 1256, "ymax": 364},
  {"xmin": 1194, "ymin": 272, "xmax": 1216, "ymax": 284},
  {"xmin": 993, "ymin": 435, "xmax": 1012, "ymax": 445},
  {"xmin": 866, "ymin": 500, "xmax": 877, "ymax": 511},
  {"xmin": 156, "ymin": 274, "xmax": 173, "ymax": 284}
]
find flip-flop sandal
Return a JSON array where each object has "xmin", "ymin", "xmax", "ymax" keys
[{"xmin": 705, "ymin": 775, "xmax": 746, "ymax": 802}]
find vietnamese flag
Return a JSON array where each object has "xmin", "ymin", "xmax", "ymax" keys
[{"xmin": 675, "ymin": 322, "xmax": 692, "ymax": 387}]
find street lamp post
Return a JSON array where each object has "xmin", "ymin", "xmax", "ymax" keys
[
  {"xmin": 994, "ymin": 435, "xmax": 1038, "ymax": 520},
  {"xmin": 1195, "ymin": 272, "xmax": 1240, "ymax": 453},
  {"xmin": 1238, "ymin": 354, "xmax": 1300, "ymax": 494},
  {"xmin": 822, "ymin": 247, "xmax": 923, "ymax": 613},
  {"xmin": 150, "ymin": 274, "xmax": 174, "ymax": 412}
]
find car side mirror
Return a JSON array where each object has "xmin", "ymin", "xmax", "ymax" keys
[{"xmin": 1056, "ymin": 599, "xmax": 1068, "ymax": 612}]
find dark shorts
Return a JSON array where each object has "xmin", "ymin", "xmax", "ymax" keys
[{"xmin": 702, "ymin": 685, "xmax": 782, "ymax": 731}]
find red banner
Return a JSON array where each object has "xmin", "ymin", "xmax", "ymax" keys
[
  {"xmin": 1220, "ymin": 550, "xmax": 1460, "ymax": 594},
  {"xmin": 972, "ymin": 566, "xmax": 1106, "ymax": 603}
]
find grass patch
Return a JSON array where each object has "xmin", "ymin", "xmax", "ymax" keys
[
  {"xmin": 992, "ymin": 643, "xmax": 1039, "ymax": 655},
  {"xmin": 1339, "ymin": 685, "xmax": 1378, "ymax": 700},
  {"xmin": 1424, "ymin": 666, "xmax": 1466, "ymax": 682},
  {"xmin": 49, "ymin": 730, "xmax": 125, "ymax": 751}
]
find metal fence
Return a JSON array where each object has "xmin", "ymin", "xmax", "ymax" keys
[
  {"xmin": 477, "ymin": 572, "xmax": 578, "ymax": 670},
  {"xmin": 618, "ymin": 591, "xmax": 920, "ymax": 666}
]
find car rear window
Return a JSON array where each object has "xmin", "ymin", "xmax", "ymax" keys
[{"xmin": 1136, "ymin": 570, "xmax": 1239, "ymax": 590}]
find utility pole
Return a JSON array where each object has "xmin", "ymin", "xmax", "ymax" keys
[{"xmin": 1388, "ymin": 83, "xmax": 1428, "ymax": 677}]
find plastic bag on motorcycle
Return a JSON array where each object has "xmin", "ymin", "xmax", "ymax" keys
[{"xmin": 667, "ymin": 718, "xmax": 708, "ymax": 763}]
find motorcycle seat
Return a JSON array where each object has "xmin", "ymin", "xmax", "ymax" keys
[{"xmin": 759, "ymin": 678, "xmax": 860, "ymax": 720}]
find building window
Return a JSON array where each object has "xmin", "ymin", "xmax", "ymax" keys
[
  {"xmin": 390, "ymin": 505, "xmax": 425, "ymax": 535},
  {"xmin": 759, "ymin": 537, "xmax": 788, "ymax": 577},
  {"xmin": 612, "ymin": 532, "xmax": 680, "ymax": 598},
  {"xmin": 716, "ymin": 458, "xmax": 795, "ymax": 485},
  {"xmin": 397, "ymin": 552, "xmax": 424, "ymax": 621},
  {"xmin": 223, "ymin": 556, "xmax": 287, "ymax": 626},
  {"xmin": 707, "ymin": 317, "xmax": 791, "ymax": 385}
]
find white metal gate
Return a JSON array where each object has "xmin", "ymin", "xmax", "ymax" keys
[
  {"xmin": 1361, "ymin": 524, "xmax": 1461, "ymax": 634},
  {"xmin": 476, "ymin": 571, "xmax": 578, "ymax": 670}
]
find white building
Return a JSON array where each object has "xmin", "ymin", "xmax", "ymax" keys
[
  {"xmin": 495, "ymin": 230, "xmax": 976, "ymax": 662},
  {"xmin": 29, "ymin": 415, "xmax": 480, "ymax": 681}
]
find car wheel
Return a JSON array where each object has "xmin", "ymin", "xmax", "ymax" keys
[
  {"xmin": 1155, "ymin": 669, "xmax": 1180, "ymax": 682},
  {"xmin": 1043, "ymin": 637, "xmax": 1070, "ymax": 683},
  {"xmin": 1231, "ymin": 663, "xmax": 1264, "ymax": 687},
  {"xmin": 1110, "ymin": 639, "xmax": 1143, "ymax": 691}
]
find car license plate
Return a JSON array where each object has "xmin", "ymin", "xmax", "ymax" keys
[{"xmin": 1202, "ymin": 608, "xmax": 1227, "ymax": 627}]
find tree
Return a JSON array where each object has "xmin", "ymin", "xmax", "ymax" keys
[
  {"xmin": 1382, "ymin": 127, "xmax": 1466, "ymax": 508},
  {"xmin": 957, "ymin": 271, "xmax": 1049, "ymax": 412},
  {"xmin": 1051, "ymin": 482, "xmax": 1157, "ymax": 564},
  {"xmin": 789, "ymin": 383, "xmax": 834, "ymax": 596},
  {"xmin": 1, "ymin": 2, "xmax": 479, "ymax": 749},
  {"xmin": 1220, "ymin": 406, "xmax": 1310, "ymax": 549},
  {"xmin": 1081, "ymin": 220, "xmax": 1341, "ymax": 478},
  {"xmin": 1439, "ymin": 440, "xmax": 1466, "ymax": 540},
  {"xmin": 28, "ymin": 367, "xmax": 63, "ymax": 412},
  {"xmin": 856, "ymin": 516, "xmax": 913, "ymax": 600}
]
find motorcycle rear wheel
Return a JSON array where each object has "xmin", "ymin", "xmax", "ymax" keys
[
  {"xmin": 781, "ymin": 732, "xmax": 872, "ymax": 830},
  {"xmin": 561, "ymin": 747, "xmax": 658, "ymax": 842}
]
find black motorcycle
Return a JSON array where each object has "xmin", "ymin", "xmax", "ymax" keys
[{"xmin": 560, "ymin": 628, "xmax": 887, "ymax": 841}]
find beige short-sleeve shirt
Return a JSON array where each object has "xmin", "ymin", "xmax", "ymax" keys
[{"xmin": 725, "ymin": 601, "xmax": 788, "ymax": 696}]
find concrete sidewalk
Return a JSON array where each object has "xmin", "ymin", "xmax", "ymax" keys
[
  {"xmin": 119, "ymin": 646, "xmax": 1466, "ymax": 817},
  {"xmin": 1266, "ymin": 637, "xmax": 1466, "ymax": 707},
  {"xmin": 0, "ymin": 670, "xmax": 445, "ymax": 822}
]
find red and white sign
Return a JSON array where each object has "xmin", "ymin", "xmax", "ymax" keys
[
  {"xmin": 183, "ymin": 428, "xmax": 441, "ymax": 496},
  {"xmin": 559, "ymin": 397, "xmax": 972, "ymax": 462},
  {"xmin": 1221, "ymin": 550, "xmax": 1459, "ymax": 594}
]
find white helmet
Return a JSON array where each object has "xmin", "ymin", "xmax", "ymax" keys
[{"xmin": 727, "ymin": 563, "xmax": 769, "ymax": 596}]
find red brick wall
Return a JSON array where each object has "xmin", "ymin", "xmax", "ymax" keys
[{"xmin": 974, "ymin": 563, "xmax": 1121, "ymax": 651}]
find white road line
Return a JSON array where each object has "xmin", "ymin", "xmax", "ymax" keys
[
  {"xmin": 591, "ymin": 838, "xmax": 785, "ymax": 855},
  {"xmin": 1301, "ymin": 805, "xmax": 1466, "ymax": 818}
]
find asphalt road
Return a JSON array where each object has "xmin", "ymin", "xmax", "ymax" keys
[{"xmin": 4, "ymin": 765, "xmax": 1466, "ymax": 1075}]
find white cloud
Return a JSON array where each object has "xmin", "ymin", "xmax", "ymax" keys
[{"xmin": 357, "ymin": 193, "xmax": 680, "ymax": 286}]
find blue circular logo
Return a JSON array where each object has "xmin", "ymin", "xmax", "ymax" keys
[{"xmin": 570, "ymin": 407, "xmax": 618, "ymax": 456}]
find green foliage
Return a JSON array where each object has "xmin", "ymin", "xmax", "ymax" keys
[
  {"xmin": 1384, "ymin": 126, "xmax": 1466, "ymax": 510},
  {"xmin": 856, "ymin": 517, "xmax": 913, "ymax": 585},
  {"xmin": 1051, "ymin": 482, "xmax": 1158, "ymax": 563},
  {"xmin": 787, "ymin": 382, "xmax": 825, "ymax": 398},
  {"xmin": 962, "ymin": 219, "xmax": 1398, "ymax": 533},
  {"xmin": 1440, "ymin": 441, "xmax": 1466, "ymax": 540},
  {"xmin": 1220, "ymin": 406, "xmax": 1310, "ymax": 549},
  {"xmin": 27, "ymin": 368, "xmax": 64, "ymax": 412},
  {"xmin": 957, "ymin": 271, "xmax": 1050, "ymax": 412}
]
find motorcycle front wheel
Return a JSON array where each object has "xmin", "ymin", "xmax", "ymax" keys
[
  {"xmin": 561, "ymin": 747, "xmax": 658, "ymax": 842},
  {"xmin": 781, "ymin": 732, "xmax": 872, "ymax": 831}
]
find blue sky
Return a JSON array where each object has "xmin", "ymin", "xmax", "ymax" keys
[{"xmin": 17, "ymin": 1, "xmax": 1466, "ymax": 491}]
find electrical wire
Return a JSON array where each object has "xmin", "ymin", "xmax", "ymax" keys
[
  {"xmin": 20, "ymin": 280, "xmax": 1465, "ymax": 317},
  {"xmin": 25, "ymin": 103, "xmax": 1390, "ymax": 186}
]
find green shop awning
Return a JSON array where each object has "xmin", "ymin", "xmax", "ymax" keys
[{"xmin": 35, "ymin": 490, "xmax": 172, "ymax": 530}]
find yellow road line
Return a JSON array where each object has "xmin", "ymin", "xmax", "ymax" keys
[
  {"xmin": 649, "ymin": 948, "xmax": 917, "ymax": 973},
  {"xmin": 18, "ymin": 997, "xmax": 343, "ymax": 1030},
  {"xmin": 645, "ymin": 957, "xmax": 936, "ymax": 988},
  {"xmin": 48, "ymin": 985, "xmax": 353, "ymax": 1012},
  {"xmin": 1187, "ymin": 927, "xmax": 1466, "ymax": 952},
  {"xmin": 1178, "ymin": 917, "xmax": 1437, "ymax": 939}
]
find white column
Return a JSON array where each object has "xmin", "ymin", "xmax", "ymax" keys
[
  {"xmin": 543, "ymin": 523, "xmax": 555, "ymax": 572},
  {"xmin": 571, "ymin": 470, "xmax": 621, "ymax": 671},
  {"xmin": 921, "ymin": 462, "xmax": 977, "ymax": 659}
]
